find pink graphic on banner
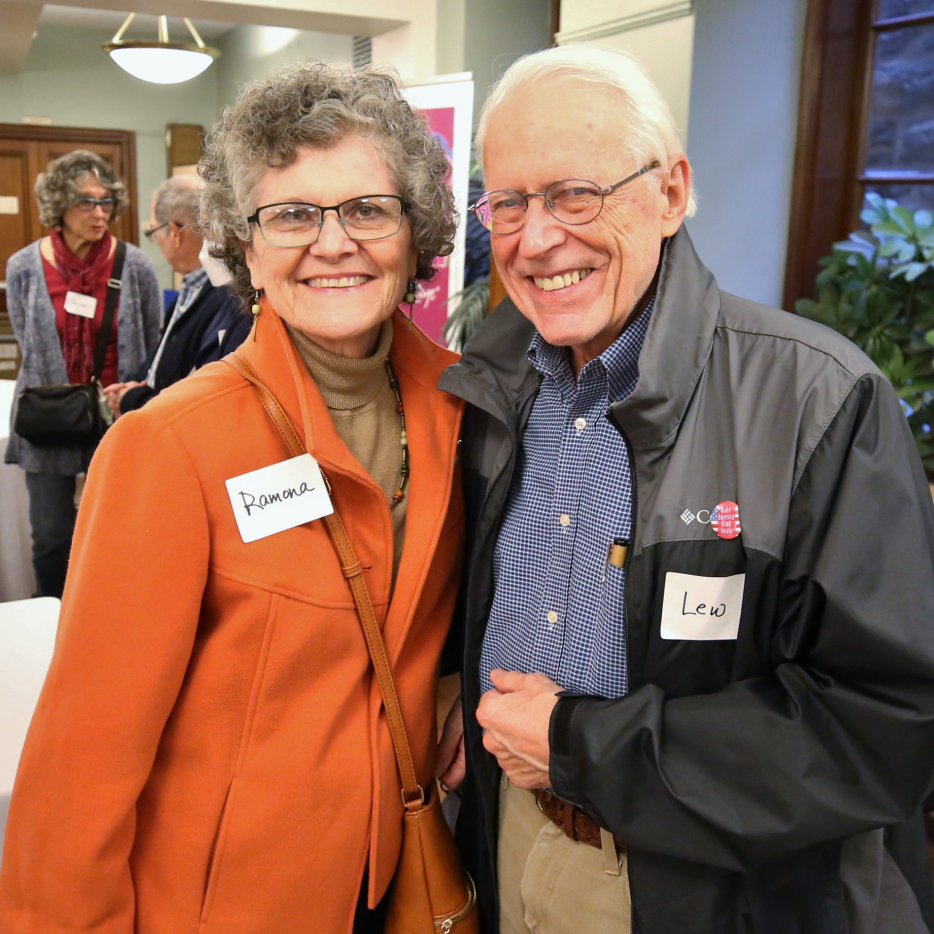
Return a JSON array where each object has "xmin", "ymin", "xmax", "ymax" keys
[{"xmin": 410, "ymin": 106, "xmax": 455, "ymax": 344}]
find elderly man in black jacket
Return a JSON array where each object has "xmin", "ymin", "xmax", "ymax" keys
[
  {"xmin": 103, "ymin": 175, "xmax": 250, "ymax": 416},
  {"xmin": 436, "ymin": 45, "xmax": 934, "ymax": 934}
]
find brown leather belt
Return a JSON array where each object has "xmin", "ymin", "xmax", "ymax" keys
[{"xmin": 533, "ymin": 788, "xmax": 627, "ymax": 852}]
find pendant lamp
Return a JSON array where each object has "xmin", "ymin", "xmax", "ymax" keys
[{"xmin": 104, "ymin": 14, "xmax": 219, "ymax": 84}]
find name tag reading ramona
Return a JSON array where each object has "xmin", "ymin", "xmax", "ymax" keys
[{"xmin": 225, "ymin": 453, "xmax": 333, "ymax": 543}]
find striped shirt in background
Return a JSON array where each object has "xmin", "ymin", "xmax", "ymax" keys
[{"xmin": 146, "ymin": 268, "xmax": 210, "ymax": 389}]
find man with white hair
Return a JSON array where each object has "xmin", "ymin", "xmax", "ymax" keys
[
  {"xmin": 436, "ymin": 46, "xmax": 934, "ymax": 934},
  {"xmin": 103, "ymin": 175, "xmax": 249, "ymax": 415}
]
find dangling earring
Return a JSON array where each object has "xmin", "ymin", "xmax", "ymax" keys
[
  {"xmin": 251, "ymin": 290, "xmax": 262, "ymax": 341},
  {"xmin": 404, "ymin": 278, "xmax": 417, "ymax": 330}
]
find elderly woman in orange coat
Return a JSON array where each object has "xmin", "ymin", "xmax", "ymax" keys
[{"xmin": 0, "ymin": 63, "xmax": 464, "ymax": 934}]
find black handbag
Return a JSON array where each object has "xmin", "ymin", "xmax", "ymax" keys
[{"xmin": 15, "ymin": 241, "xmax": 126, "ymax": 448}]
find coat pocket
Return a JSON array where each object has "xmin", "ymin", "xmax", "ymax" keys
[
  {"xmin": 198, "ymin": 592, "xmax": 280, "ymax": 925},
  {"xmin": 200, "ymin": 776, "xmax": 240, "ymax": 923}
]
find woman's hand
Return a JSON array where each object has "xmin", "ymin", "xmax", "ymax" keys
[{"xmin": 436, "ymin": 694, "xmax": 466, "ymax": 791}]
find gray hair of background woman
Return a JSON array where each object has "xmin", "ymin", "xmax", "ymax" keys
[
  {"xmin": 35, "ymin": 150, "xmax": 129, "ymax": 229},
  {"xmin": 199, "ymin": 61, "xmax": 457, "ymax": 307}
]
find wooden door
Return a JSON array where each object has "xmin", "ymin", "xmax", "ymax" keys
[
  {"xmin": 0, "ymin": 139, "xmax": 38, "ymax": 375},
  {"xmin": 0, "ymin": 125, "xmax": 137, "ymax": 377}
]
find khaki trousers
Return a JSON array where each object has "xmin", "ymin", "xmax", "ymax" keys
[{"xmin": 498, "ymin": 778, "xmax": 632, "ymax": 934}]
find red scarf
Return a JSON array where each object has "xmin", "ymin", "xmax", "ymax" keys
[{"xmin": 50, "ymin": 228, "xmax": 114, "ymax": 384}]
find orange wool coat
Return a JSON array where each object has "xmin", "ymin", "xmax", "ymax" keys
[{"xmin": 0, "ymin": 306, "xmax": 464, "ymax": 934}]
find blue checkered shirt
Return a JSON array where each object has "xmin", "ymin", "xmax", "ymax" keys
[{"xmin": 479, "ymin": 302, "xmax": 653, "ymax": 700}]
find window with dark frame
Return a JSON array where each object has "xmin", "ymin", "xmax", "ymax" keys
[
  {"xmin": 783, "ymin": 0, "xmax": 934, "ymax": 311},
  {"xmin": 861, "ymin": 2, "xmax": 934, "ymax": 213}
]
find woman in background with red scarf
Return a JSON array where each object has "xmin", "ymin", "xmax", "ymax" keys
[{"xmin": 5, "ymin": 150, "xmax": 161, "ymax": 597}]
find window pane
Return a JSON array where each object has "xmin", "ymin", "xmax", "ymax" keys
[
  {"xmin": 864, "ymin": 182, "xmax": 934, "ymax": 213},
  {"xmin": 876, "ymin": 0, "xmax": 934, "ymax": 19},
  {"xmin": 865, "ymin": 22, "xmax": 934, "ymax": 173}
]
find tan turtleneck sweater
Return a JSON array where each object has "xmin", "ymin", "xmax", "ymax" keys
[{"xmin": 287, "ymin": 320, "xmax": 407, "ymax": 589}]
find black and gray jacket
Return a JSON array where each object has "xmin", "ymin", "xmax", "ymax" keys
[{"xmin": 439, "ymin": 227, "xmax": 934, "ymax": 934}]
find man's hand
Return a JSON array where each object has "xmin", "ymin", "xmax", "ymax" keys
[
  {"xmin": 102, "ymin": 381, "xmax": 145, "ymax": 419},
  {"xmin": 436, "ymin": 694, "xmax": 466, "ymax": 791},
  {"xmin": 476, "ymin": 670, "xmax": 563, "ymax": 789}
]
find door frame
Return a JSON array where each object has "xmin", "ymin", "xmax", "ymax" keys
[{"xmin": 0, "ymin": 124, "xmax": 139, "ymax": 246}]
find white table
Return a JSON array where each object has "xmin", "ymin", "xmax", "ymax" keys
[
  {"xmin": 0, "ymin": 596, "xmax": 60, "ymax": 865},
  {"xmin": 0, "ymin": 379, "xmax": 34, "ymax": 601}
]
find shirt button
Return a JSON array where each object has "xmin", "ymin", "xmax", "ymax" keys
[
  {"xmin": 559, "ymin": 514, "xmax": 571, "ymax": 527},
  {"xmin": 547, "ymin": 611, "xmax": 559, "ymax": 624},
  {"xmin": 575, "ymin": 417, "xmax": 587, "ymax": 431}
]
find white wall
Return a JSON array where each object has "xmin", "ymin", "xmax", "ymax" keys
[
  {"xmin": 435, "ymin": 0, "xmax": 466, "ymax": 74},
  {"xmin": 685, "ymin": 0, "xmax": 808, "ymax": 308},
  {"xmin": 0, "ymin": 24, "xmax": 220, "ymax": 289},
  {"xmin": 579, "ymin": 19, "xmax": 694, "ymax": 145},
  {"xmin": 558, "ymin": 1, "xmax": 694, "ymax": 145},
  {"xmin": 371, "ymin": 0, "xmax": 437, "ymax": 83},
  {"xmin": 216, "ymin": 25, "xmax": 353, "ymax": 114},
  {"xmin": 462, "ymin": 0, "xmax": 551, "ymax": 126}
]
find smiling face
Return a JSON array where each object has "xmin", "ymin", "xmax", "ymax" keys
[
  {"xmin": 243, "ymin": 137, "xmax": 417, "ymax": 358},
  {"xmin": 482, "ymin": 78, "xmax": 691, "ymax": 368},
  {"xmin": 60, "ymin": 174, "xmax": 114, "ymax": 247}
]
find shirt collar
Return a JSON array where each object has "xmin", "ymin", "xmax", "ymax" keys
[
  {"xmin": 180, "ymin": 267, "xmax": 209, "ymax": 294},
  {"xmin": 527, "ymin": 297, "xmax": 655, "ymax": 403}
]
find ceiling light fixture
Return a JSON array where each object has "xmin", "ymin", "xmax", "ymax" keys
[{"xmin": 104, "ymin": 14, "xmax": 220, "ymax": 84}]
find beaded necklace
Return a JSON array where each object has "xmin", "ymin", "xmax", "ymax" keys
[{"xmin": 386, "ymin": 360, "xmax": 408, "ymax": 507}]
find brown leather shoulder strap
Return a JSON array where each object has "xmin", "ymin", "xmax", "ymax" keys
[
  {"xmin": 224, "ymin": 353, "xmax": 305, "ymax": 457},
  {"xmin": 222, "ymin": 352, "xmax": 424, "ymax": 807}
]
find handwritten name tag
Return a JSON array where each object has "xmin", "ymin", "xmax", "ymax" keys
[
  {"xmin": 660, "ymin": 572, "xmax": 745, "ymax": 640},
  {"xmin": 64, "ymin": 291, "xmax": 97, "ymax": 319},
  {"xmin": 225, "ymin": 453, "xmax": 333, "ymax": 543}
]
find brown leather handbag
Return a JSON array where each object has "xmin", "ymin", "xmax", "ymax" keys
[{"xmin": 224, "ymin": 353, "xmax": 478, "ymax": 934}]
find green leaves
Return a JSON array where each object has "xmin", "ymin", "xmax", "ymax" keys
[
  {"xmin": 797, "ymin": 193, "xmax": 934, "ymax": 477},
  {"xmin": 443, "ymin": 277, "xmax": 490, "ymax": 352}
]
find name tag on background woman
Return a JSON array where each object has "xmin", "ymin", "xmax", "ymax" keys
[
  {"xmin": 226, "ymin": 454, "xmax": 333, "ymax": 543},
  {"xmin": 660, "ymin": 572, "xmax": 745, "ymax": 640},
  {"xmin": 64, "ymin": 291, "xmax": 97, "ymax": 318}
]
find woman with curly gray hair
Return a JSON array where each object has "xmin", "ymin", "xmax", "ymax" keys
[
  {"xmin": 3, "ymin": 149, "xmax": 160, "ymax": 597},
  {"xmin": 0, "ymin": 63, "xmax": 468, "ymax": 934}
]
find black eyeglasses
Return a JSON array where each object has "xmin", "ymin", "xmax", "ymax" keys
[
  {"xmin": 248, "ymin": 196, "xmax": 408, "ymax": 248},
  {"xmin": 471, "ymin": 161, "xmax": 662, "ymax": 235},
  {"xmin": 144, "ymin": 222, "xmax": 171, "ymax": 242},
  {"xmin": 73, "ymin": 197, "xmax": 117, "ymax": 215}
]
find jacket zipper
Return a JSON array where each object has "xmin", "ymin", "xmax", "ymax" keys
[
  {"xmin": 611, "ymin": 412, "xmax": 638, "ymax": 698},
  {"xmin": 612, "ymin": 411, "xmax": 637, "ymax": 934}
]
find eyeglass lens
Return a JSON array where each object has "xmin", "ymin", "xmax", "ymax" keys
[
  {"xmin": 74, "ymin": 198, "xmax": 116, "ymax": 214},
  {"xmin": 256, "ymin": 197, "xmax": 404, "ymax": 246},
  {"xmin": 476, "ymin": 180, "xmax": 607, "ymax": 234}
]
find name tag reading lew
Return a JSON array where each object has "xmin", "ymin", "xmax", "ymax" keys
[
  {"xmin": 660, "ymin": 572, "xmax": 745, "ymax": 640},
  {"xmin": 225, "ymin": 453, "xmax": 333, "ymax": 543},
  {"xmin": 64, "ymin": 291, "xmax": 97, "ymax": 318}
]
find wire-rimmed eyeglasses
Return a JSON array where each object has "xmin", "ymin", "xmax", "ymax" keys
[
  {"xmin": 248, "ymin": 195, "xmax": 408, "ymax": 248},
  {"xmin": 144, "ymin": 222, "xmax": 171, "ymax": 242},
  {"xmin": 73, "ymin": 197, "xmax": 117, "ymax": 215},
  {"xmin": 470, "ymin": 161, "xmax": 662, "ymax": 235}
]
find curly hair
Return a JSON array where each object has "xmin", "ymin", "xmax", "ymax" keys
[
  {"xmin": 35, "ymin": 150, "xmax": 128, "ymax": 228},
  {"xmin": 199, "ymin": 61, "xmax": 457, "ymax": 307}
]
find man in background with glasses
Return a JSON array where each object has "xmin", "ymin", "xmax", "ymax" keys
[
  {"xmin": 103, "ymin": 175, "xmax": 250, "ymax": 417},
  {"xmin": 437, "ymin": 45, "xmax": 934, "ymax": 934}
]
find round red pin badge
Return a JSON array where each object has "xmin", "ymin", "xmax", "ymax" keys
[{"xmin": 711, "ymin": 501, "xmax": 741, "ymax": 540}]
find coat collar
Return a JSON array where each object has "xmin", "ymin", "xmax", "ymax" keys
[
  {"xmin": 235, "ymin": 300, "xmax": 462, "ymax": 645},
  {"xmin": 440, "ymin": 225, "xmax": 721, "ymax": 451},
  {"xmin": 235, "ymin": 301, "xmax": 458, "ymax": 480}
]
